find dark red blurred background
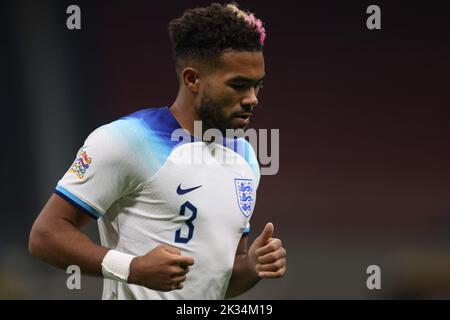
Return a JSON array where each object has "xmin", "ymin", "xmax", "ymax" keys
[{"xmin": 1, "ymin": 0, "xmax": 449, "ymax": 299}]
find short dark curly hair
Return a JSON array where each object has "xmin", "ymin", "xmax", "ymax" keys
[{"xmin": 168, "ymin": 3, "xmax": 266, "ymax": 72}]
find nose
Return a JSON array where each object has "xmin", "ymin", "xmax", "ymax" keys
[{"xmin": 241, "ymin": 87, "xmax": 259, "ymax": 109}]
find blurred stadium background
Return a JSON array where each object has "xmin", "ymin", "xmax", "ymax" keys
[{"xmin": 1, "ymin": 0, "xmax": 449, "ymax": 299}]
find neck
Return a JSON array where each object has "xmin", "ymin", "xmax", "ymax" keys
[{"xmin": 169, "ymin": 88, "xmax": 201, "ymax": 136}]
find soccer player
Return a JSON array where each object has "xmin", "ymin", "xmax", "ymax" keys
[{"xmin": 29, "ymin": 3, "xmax": 286, "ymax": 299}]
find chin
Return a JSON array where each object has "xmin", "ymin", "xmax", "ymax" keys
[{"xmin": 225, "ymin": 127, "xmax": 247, "ymax": 138}]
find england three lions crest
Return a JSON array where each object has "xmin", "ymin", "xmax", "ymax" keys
[{"xmin": 234, "ymin": 179, "xmax": 255, "ymax": 217}]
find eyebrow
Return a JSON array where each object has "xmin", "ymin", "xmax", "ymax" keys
[{"xmin": 227, "ymin": 75, "xmax": 265, "ymax": 84}]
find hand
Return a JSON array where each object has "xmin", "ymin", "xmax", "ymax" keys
[
  {"xmin": 248, "ymin": 222, "xmax": 286, "ymax": 279},
  {"xmin": 128, "ymin": 244, "xmax": 194, "ymax": 291}
]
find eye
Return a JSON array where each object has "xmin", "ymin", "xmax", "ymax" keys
[{"xmin": 230, "ymin": 84, "xmax": 247, "ymax": 90}]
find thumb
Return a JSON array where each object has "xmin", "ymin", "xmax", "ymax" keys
[
  {"xmin": 161, "ymin": 245, "xmax": 181, "ymax": 255},
  {"xmin": 256, "ymin": 222, "xmax": 274, "ymax": 246}
]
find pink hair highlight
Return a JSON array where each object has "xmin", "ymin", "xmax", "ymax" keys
[
  {"xmin": 227, "ymin": 4, "xmax": 266, "ymax": 45},
  {"xmin": 243, "ymin": 13, "xmax": 266, "ymax": 45}
]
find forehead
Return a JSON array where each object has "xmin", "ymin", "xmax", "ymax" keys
[{"xmin": 214, "ymin": 50, "xmax": 265, "ymax": 79}]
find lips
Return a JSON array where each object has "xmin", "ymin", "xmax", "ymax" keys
[
  {"xmin": 233, "ymin": 113, "xmax": 252, "ymax": 120},
  {"xmin": 232, "ymin": 113, "xmax": 252, "ymax": 126}
]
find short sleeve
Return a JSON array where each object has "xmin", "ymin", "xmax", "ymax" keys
[
  {"xmin": 55, "ymin": 124, "xmax": 142, "ymax": 219},
  {"xmin": 245, "ymin": 140, "xmax": 260, "ymax": 189},
  {"xmin": 235, "ymin": 139, "xmax": 259, "ymax": 237},
  {"xmin": 230, "ymin": 138, "xmax": 261, "ymax": 189}
]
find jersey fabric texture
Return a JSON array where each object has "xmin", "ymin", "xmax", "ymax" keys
[{"xmin": 55, "ymin": 106, "xmax": 260, "ymax": 300}]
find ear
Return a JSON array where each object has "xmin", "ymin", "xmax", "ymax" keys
[{"xmin": 181, "ymin": 67, "xmax": 201, "ymax": 93}]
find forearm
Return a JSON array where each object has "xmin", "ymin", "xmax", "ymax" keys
[
  {"xmin": 29, "ymin": 217, "xmax": 108, "ymax": 277},
  {"xmin": 225, "ymin": 253, "xmax": 260, "ymax": 299}
]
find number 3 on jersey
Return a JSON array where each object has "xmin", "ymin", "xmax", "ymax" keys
[{"xmin": 175, "ymin": 201, "xmax": 197, "ymax": 243}]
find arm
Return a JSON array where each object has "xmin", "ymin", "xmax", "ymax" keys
[
  {"xmin": 225, "ymin": 223, "xmax": 287, "ymax": 299},
  {"xmin": 29, "ymin": 193, "xmax": 108, "ymax": 275},
  {"xmin": 29, "ymin": 193, "xmax": 194, "ymax": 291}
]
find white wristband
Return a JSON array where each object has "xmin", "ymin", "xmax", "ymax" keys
[{"xmin": 101, "ymin": 250, "xmax": 136, "ymax": 282}]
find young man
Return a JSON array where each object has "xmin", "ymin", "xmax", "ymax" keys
[{"xmin": 29, "ymin": 3, "xmax": 286, "ymax": 299}]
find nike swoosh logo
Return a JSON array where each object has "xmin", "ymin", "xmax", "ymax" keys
[{"xmin": 176, "ymin": 184, "xmax": 202, "ymax": 195}]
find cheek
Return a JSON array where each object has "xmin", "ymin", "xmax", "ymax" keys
[
  {"xmin": 220, "ymin": 88, "xmax": 242, "ymax": 108},
  {"xmin": 221, "ymin": 95, "xmax": 238, "ymax": 109},
  {"xmin": 204, "ymin": 82, "xmax": 241, "ymax": 111},
  {"xmin": 207, "ymin": 90, "xmax": 237, "ymax": 111}
]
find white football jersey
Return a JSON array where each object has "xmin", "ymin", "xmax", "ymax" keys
[{"xmin": 55, "ymin": 107, "xmax": 260, "ymax": 300}]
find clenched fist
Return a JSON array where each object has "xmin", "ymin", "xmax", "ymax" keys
[
  {"xmin": 128, "ymin": 244, "xmax": 194, "ymax": 291},
  {"xmin": 248, "ymin": 223, "xmax": 286, "ymax": 278}
]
